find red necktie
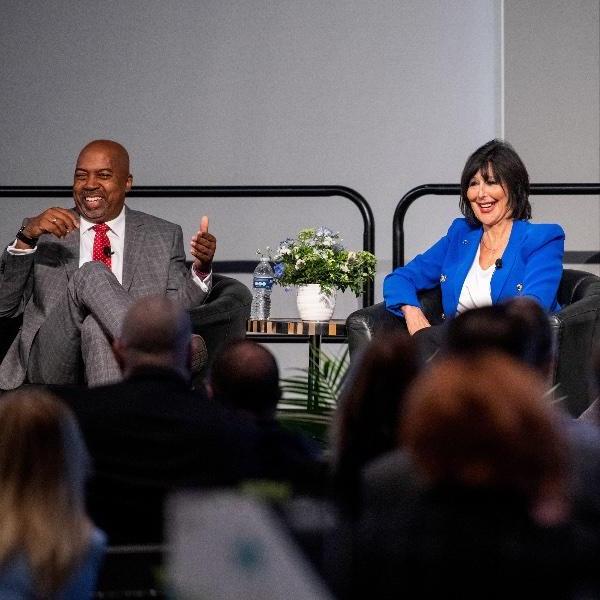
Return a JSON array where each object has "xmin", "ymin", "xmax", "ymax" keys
[{"xmin": 92, "ymin": 223, "xmax": 112, "ymax": 269}]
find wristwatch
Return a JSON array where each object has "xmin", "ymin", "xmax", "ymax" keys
[{"xmin": 15, "ymin": 221, "xmax": 38, "ymax": 248}]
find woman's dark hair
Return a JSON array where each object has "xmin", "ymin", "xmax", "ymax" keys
[
  {"xmin": 445, "ymin": 299, "xmax": 553, "ymax": 376},
  {"xmin": 460, "ymin": 139, "xmax": 531, "ymax": 224},
  {"xmin": 331, "ymin": 331, "xmax": 420, "ymax": 515}
]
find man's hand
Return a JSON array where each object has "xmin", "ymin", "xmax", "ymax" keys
[
  {"xmin": 402, "ymin": 305, "xmax": 432, "ymax": 336},
  {"xmin": 16, "ymin": 207, "xmax": 79, "ymax": 249},
  {"xmin": 191, "ymin": 215, "xmax": 216, "ymax": 274}
]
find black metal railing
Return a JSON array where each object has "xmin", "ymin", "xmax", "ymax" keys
[
  {"xmin": 0, "ymin": 185, "xmax": 375, "ymax": 307},
  {"xmin": 393, "ymin": 183, "xmax": 600, "ymax": 268}
]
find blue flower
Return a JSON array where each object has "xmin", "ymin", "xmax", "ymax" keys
[
  {"xmin": 316, "ymin": 227, "xmax": 334, "ymax": 238},
  {"xmin": 273, "ymin": 262, "xmax": 285, "ymax": 278}
]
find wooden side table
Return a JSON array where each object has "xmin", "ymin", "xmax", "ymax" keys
[{"xmin": 246, "ymin": 318, "xmax": 347, "ymax": 410}]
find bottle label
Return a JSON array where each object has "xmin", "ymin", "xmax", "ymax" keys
[{"xmin": 253, "ymin": 277, "xmax": 273, "ymax": 290}]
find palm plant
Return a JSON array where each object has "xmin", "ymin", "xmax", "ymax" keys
[
  {"xmin": 281, "ymin": 345, "xmax": 349, "ymax": 411},
  {"xmin": 277, "ymin": 346, "xmax": 349, "ymax": 446}
]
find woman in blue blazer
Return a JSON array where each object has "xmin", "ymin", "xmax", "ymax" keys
[{"xmin": 384, "ymin": 139, "xmax": 565, "ymax": 336}]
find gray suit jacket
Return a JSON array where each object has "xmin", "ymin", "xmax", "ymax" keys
[{"xmin": 0, "ymin": 207, "xmax": 208, "ymax": 388}]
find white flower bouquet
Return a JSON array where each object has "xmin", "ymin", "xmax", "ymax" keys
[{"xmin": 271, "ymin": 227, "xmax": 376, "ymax": 296}]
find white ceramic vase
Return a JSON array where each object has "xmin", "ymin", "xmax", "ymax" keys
[{"xmin": 296, "ymin": 284, "xmax": 336, "ymax": 321}]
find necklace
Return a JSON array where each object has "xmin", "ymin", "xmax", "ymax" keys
[
  {"xmin": 480, "ymin": 235, "xmax": 499, "ymax": 253},
  {"xmin": 481, "ymin": 236, "xmax": 498, "ymax": 253}
]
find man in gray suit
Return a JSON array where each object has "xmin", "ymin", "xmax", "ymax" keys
[{"xmin": 0, "ymin": 139, "xmax": 216, "ymax": 389}]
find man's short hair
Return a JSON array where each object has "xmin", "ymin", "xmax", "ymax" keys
[
  {"xmin": 209, "ymin": 340, "xmax": 280, "ymax": 418},
  {"xmin": 446, "ymin": 299, "xmax": 553, "ymax": 374},
  {"xmin": 120, "ymin": 295, "xmax": 191, "ymax": 357}
]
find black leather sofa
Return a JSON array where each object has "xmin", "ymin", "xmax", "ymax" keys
[
  {"xmin": 0, "ymin": 272, "xmax": 251, "ymax": 387},
  {"xmin": 188, "ymin": 273, "xmax": 252, "ymax": 381},
  {"xmin": 346, "ymin": 268, "xmax": 600, "ymax": 417}
]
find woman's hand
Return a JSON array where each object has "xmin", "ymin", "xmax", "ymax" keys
[{"xmin": 402, "ymin": 305, "xmax": 431, "ymax": 336}]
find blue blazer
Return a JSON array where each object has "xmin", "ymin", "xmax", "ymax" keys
[{"xmin": 384, "ymin": 218, "xmax": 565, "ymax": 318}]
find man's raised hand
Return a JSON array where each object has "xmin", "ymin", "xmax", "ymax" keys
[
  {"xmin": 191, "ymin": 215, "xmax": 216, "ymax": 274},
  {"xmin": 16, "ymin": 208, "xmax": 80, "ymax": 249}
]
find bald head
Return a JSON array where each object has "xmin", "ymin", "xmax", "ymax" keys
[
  {"xmin": 73, "ymin": 139, "xmax": 132, "ymax": 223},
  {"xmin": 114, "ymin": 296, "xmax": 192, "ymax": 378},
  {"xmin": 77, "ymin": 140, "xmax": 130, "ymax": 175}
]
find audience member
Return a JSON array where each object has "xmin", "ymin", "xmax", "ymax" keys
[
  {"xmin": 209, "ymin": 339, "xmax": 325, "ymax": 495},
  {"xmin": 579, "ymin": 347, "xmax": 600, "ymax": 425},
  {"xmin": 209, "ymin": 339, "xmax": 281, "ymax": 421},
  {"xmin": 0, "ymin": 388, "xmax": 106, "ymax": 599},
  {"xmin": 0, "ymin": 139, "xmax": 215, "ymax": 389},
  {"xmin": 365, "ymin": 299, "xmax": 600, "ymax": 550},
  {"xmin": 320, "ymin": 331, "xmax": 420, "ymax": 599},
  {"xmin": 54, "ymin": 296, "xmax": 261, "ymax": 544},
  {"xmin": 451, "ymin": 300, "xmax": 600, "ymax": 521},
  {"xmin": 503, "ymin": 296, "xmax": 555, "ymax": 374},
  {"xmin": 329, "ymin": 330, "xmax": 419, "ymax": 516},
  {"xmin": 445, "ymin": 297, "xmax": 554, "ymax": 377},
  {"xmin": 361, "ymin": 301, "xmax": 548, "ymax": 515},
  {"xmin": 353, "ymin": 353, "xmax": 598, "ymax": 599}
]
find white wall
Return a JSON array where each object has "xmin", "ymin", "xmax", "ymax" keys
[
  {"xmin": 0, "ymin": 1, "xmax": 501, "ymax": 371},
  {"xmin": 504, "ymin": 0, "xmax": 600, "ymax": 273}
]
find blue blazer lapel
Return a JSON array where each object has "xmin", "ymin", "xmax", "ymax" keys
[
  {"xmin": 122, "ymin": 207, "xmax": 145, "ymax": 291},
  {"xmin": 491, "ymin": 220, "xmax": 527, "ymax": 303},
  {"xmin": 447, "ymin": 225, "xmax": 482, "ymax": 312}
]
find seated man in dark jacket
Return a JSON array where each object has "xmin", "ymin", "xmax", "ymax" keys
[
  {"xmin": 53, "ymin": 295, "xmax": 261, "ymax": 544},
  {"xmin": 208, "ymin": 340, "xmax": 326, "ymax": 495}
]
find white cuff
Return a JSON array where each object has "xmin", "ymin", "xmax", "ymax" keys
[
  {"xmin": 191, "ymin": 267, "xmax": 212, "ymax": 292},
  {"xmin": 7, "ymin": 240, "xmax": 37, "ymax": 255}
]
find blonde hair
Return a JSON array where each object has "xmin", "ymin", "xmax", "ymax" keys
[
  {"xmin": 401, "ymin": 353, "xmax": 569, "ymax": 513},
  {"xmin": 0, "ymin": 388, "xmax": 93, "ymax": 595}
]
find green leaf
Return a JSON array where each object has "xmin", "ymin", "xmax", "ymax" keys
[
  {"xmin": 272, "ymin": 226, "xmax": 376, "ymax": 295},
  {"xmin": 280, "ymin": 346, "xmax": 349, "ymax": 412}
]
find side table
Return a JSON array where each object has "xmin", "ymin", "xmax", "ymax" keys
[{"xmin": 246, "ymin": 318, "xmax": 347, "ymax": 411}]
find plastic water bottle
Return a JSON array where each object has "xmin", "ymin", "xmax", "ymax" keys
[{"xmin": 250, "ymin": 255, "xmax": 274, "ymax": 320}]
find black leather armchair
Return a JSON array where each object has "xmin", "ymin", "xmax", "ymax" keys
[
  {"xmin": 188, "ymin": 273, "xmax": 252, "ymax": 382},
  {"xmin": 0, "ymin": 272, "xmax": 252, "ymax": 387},
  {"xmin": 346, "ymin": 269, "xmax": 600, "ymax": 417}
]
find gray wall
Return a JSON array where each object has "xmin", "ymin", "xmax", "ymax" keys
[
  {"xmin": 4, "ymin": 2, "xmax": 598, "ymax": 372},
  {"xmin": 504, "ymin": 0, "xmax": 600, "ymax": 273},
  {"xmin": 0, "ymin": 1, "xmax": 502, "ymax": 371},
  {"xmin": 1, "ymin": 1, "xmax": 500, "ymax": 278}
]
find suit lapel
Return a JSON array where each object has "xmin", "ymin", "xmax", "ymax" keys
[
  {"xmin": 122, "ymin": 206, "xmax": 145, "ymax": 291},
  {"xmin": 491, "ymin": 220, "xmax": 526, "ymax": 302},
  {"xmin": 448, "ymin": 225, "xmax": 482, "ymax": 312},
  {"xmin": 62, "ymin": 227, "xmax": 81, "ymax": 279}
]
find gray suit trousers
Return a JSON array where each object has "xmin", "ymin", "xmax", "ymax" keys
[{"xmin": 27, "ymin": 262, "xmax": 132, "ymax": 387}]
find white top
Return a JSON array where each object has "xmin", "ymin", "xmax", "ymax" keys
[{"xmin": 456, "ymin": 244, "xmax": 495, "ymax": 314}]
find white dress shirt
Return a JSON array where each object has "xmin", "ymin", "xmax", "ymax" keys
[{"xmin": 79, "ymin": 210, "xmax": 126, "ymax": 283}]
